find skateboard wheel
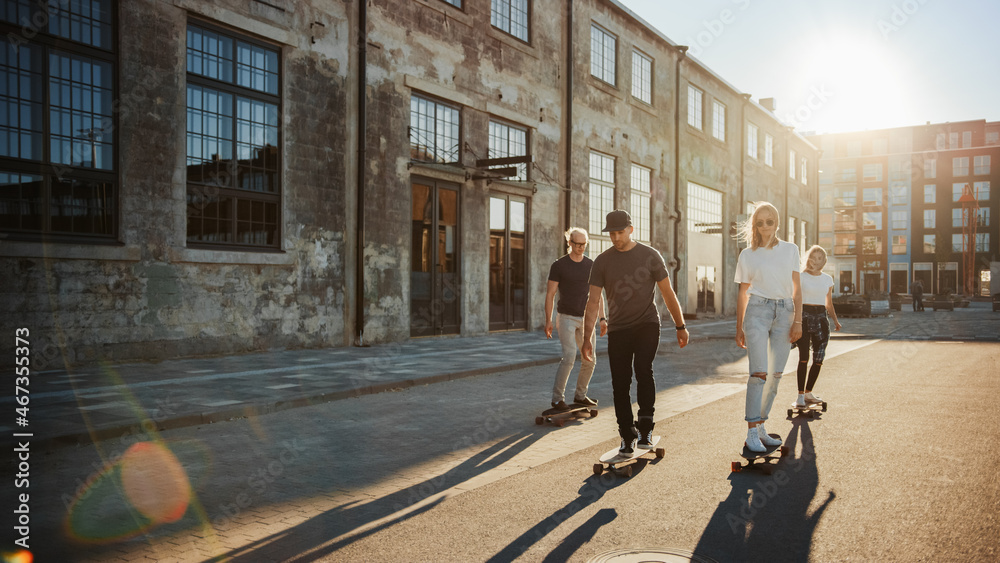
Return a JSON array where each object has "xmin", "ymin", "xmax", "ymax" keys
[
  {"xmin": 590, "ymin": 410, "xmax": 598, "ymax": 418},
  {"xmin": 593, "ymin": 463, "xmax": 603, "ymax": 476},
  {"xmin": 622, "ymin": 466, "xmax": 633, "ymax": 478},
  {"xmin": 655, "ymin": 448, "xmax": 665, "ymax": 459},
  {"xmin": 731, "ymin": 461, "xmax": 741, "ymax": 472},
  {"xmin": 535, "ymin": 416, "xmax": 543, "ymax": 425},
  {"xmin": 780, "ymin": 446, "xmax": 789, "ymax": 456},
  {"xmin": 822, "ymin": 402, "xmax": 828, "ymax": 412},
  {"xmin": 787, "ymin": 409, "xmax": 793, "ymax": 418}
]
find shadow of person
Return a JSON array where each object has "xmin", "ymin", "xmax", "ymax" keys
[
  {"xmin": 218, "ymin": 430, "xmax": 544, "ymax": 563},
  {"xmin": 692, "ymin": 420, "xmax": 836, "ymax": 562},
  {"xmin": 486, "ymin": 459, "xmax": 652, "ymax": 563}
]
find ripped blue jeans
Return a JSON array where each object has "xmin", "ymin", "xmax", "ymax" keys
[{"xmin": 744, "ymin": 295, "xmax": 795, "ymax": 423}]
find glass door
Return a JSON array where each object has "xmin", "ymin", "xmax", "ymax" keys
[
  {"xmin": 489, "ymin": 194, "xmax": 528, "ymax": 331},
  {"xmin": 411, "ymin": 179, "xmax": 460, "ymax": 336}
]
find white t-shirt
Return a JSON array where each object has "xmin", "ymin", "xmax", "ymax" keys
[
  {"xmin": 800, "ymin": 271, "xmax": 834, "ymax": 305},
  {"xmin": 734, "ymin": 240, "xmax": 800, "ymax": 300}
]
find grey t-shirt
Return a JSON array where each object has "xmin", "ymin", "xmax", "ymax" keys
[{"xmin": 589, "ymin": 242, "xmax": 668, "ymax": 332}]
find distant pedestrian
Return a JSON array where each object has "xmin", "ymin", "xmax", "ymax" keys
[
  {"xmin": 735, "ymin": 202, "xmax": 802, "ymax": 453},
  {"xmin": 544, "ymin": 227, "xmax": 606, "ymax": 410},
  {"xmin": 794, "ymin": 245, "xmax": 841, "ymax": 408},
  {"xmin": 912, "ymin": 279, "xmax": 924, "ymax": 312},
  {"xmin": 582, "ymin": 210, "xmax": 689, "ymax": 456}
]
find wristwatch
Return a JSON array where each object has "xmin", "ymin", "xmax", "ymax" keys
[
  {"xmin": 599, "ymin": 317, "xmax": 607, "ymax": 322},
  {"xmin": 675, "ymin": 324, "xmax": 686, "ymax": 330}
]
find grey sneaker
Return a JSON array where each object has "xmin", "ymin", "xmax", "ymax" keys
[
  {"xmin": 573, "ymin": 396, "xmax": 598, "ymax": 407},
  {"xmin": 550, "ymin": 400, "xmax": 570, "ymax": 412},
  {"xmin": 619, "ymin": 436, "xmax": 637, "ymax": 456},
  {"xmin": 638, "ymin": 429, "xmax": 654, "ymax": 449}
]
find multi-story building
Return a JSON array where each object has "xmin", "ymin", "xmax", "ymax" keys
[
  {"xmin": 810, "ymin": 120, "xmax": 999, "ymax": 297},
  {"xmin": 1, "ymin": 0, "xmax": 817, "ymax": 366}
]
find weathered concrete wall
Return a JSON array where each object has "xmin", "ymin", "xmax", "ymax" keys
[{"xmin": 1, "ymin": 0, "xmax": 353, "ymax": 366}]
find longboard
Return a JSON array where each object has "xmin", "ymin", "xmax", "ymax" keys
[
  {"xmin": 787, "ymin": 401, "xmax": 827, "ymax": 419},
  {"xmin": 732, "ymin": 434, "xmax": 788, "ymax": 474},
  {"xmin": 593, "ymin": 435, "xmax": 664, "ymax": 478},
  {"xmin": 535, "ymin": 403, "xmax": 598, "ymax": 427}
]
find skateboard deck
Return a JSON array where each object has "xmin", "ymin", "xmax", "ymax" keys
[
  {"xmin": 535, "ymin": 403, "xmax": 598, "ymax": 427},
  {"xmin": 732, "ymin": 434, "xmax": 788, "ymax": 474},
  {"xmin": 787, "ymin": 401, "xmax": 827, "ymax": 419},
  {"xmin": 593, "ymin": 435, "xmax": 664, "ymax": 478}
]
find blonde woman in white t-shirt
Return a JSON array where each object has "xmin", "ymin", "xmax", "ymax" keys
[
  {"xmin": 735, "ymin": 202, "xmax": 802, "ymax": 453},
  {"xmin": 794, "ymin": 245, "xmax": 842, "ymax": 408}
]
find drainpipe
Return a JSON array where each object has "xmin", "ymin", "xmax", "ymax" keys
[
  {"xmin": 354, "ymin": 0, "xmax": 367, "ymax": 347},
  {"xmin": 671, "ymin": 46, "xmax": 688, "ymax": 289},
  {"xmin": 563, "ymin": 0, "xmax": 573, "ymax": 235}
]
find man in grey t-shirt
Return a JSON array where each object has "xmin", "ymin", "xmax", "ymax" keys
[{"xmin": 582, "ymin": 210, "xmax": 689, "ymax": 455}]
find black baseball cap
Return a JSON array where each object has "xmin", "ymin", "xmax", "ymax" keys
[{"xmin": 602, "ymin": 210, "xmax": 632, "ymax": 232}]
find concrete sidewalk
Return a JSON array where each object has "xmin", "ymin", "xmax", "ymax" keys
[{"xmin": 6, "ymin": 304, "xmax": 996, "ymax": 450}]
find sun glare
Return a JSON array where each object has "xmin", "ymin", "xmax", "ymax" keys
[{"xmin": 785, "ymin": 36, "xmax": 913, "ymax": 133}]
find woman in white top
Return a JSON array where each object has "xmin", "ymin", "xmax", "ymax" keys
[
  {"xmin": 794, "ymin": 245, "xmax": 842, "ymax": 407},
  {"xmin": 735, "ymin": 202, "xmax": 802, "ymax": 453}
]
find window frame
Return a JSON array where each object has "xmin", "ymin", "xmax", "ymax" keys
[
  {"xmin": 185, "ymin": 20, "xmax": 283, "ymax": 251},
  {"xmin": 588, "ymin": 151, "xmax": 615, "ymax": 255},
  {"xmin": 409, "ymin": 92, "xmax": 462, "ymax": 165},
  {"xmin": 630, "ymin": 163, "xmax": 651, "ymax": 243},
  {"xmin": 491, "ymin": 0, "xmax": 530, "ymax": 43},
  {"xmin": 487, "ymin": 117, "xmax": 529, "ymax": 182},
  {"xmin": 711, "ymin": 100, "xmax": 726, "ymax": 142},
  {"xmin": 0, "ymin": 0, "xmax": 119, "ymax": 243},
  {"xmin": 687, "ymin": 84, "xmax": 703, "ymax": 130},
  {"xmin": 590, "ymin": 23, "xmax": 617, "ymax": 86},
  {"xmin": 631, "ymin": 49, "xmax": 652, "ymax": 105}
]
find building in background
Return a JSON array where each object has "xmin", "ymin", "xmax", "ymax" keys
[
  {"xmin": 1, "ymin": 0, "xmax": 817, "ymax": 367},
  {"xmin": 809, "ymin": 120, "xmax": 999, "ymax": 297}
]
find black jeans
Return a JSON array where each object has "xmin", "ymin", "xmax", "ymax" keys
[{"xmin": 607, "ymin": 322, "xmax": 660, "ymax": 440}]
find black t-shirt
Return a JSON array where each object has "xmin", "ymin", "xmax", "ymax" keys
[
  {"xmin": 548, "ymin": 254, "xmax": 594, "ymax": 317},
  {"xmin": 589, "ymin": 243, "xmax": 668, "ymax": 332}
]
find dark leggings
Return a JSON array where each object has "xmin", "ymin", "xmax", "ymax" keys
[{"xmin": 795, "ymin": 305, "xmax": 830, "ymax": 392}]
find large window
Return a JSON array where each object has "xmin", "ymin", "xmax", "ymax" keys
[
  {"xmin": 590, "ymin": 24, "xmax": 616, "ymax": 85},
  {"xmin": 862, "ymin": 163, "xmax": 882, "ymax": 182},
  {"xmin": 588, "ymin": 151, "xmax": 615, "ymax": 255},
  {"xmin": 712, "ymin": 101, "xmax": 726, "ymax": 142},
  {"xmin": 789, "ymin": 150, "xmax": 797, "ymax": 179},
  {"xmin": 924, "ymin": 184, "xmax": 936, "ymax": 203},
  {"xmin": 410, "ymin": 94, "xmax": 460, "ymax": 164},
  {"xmin": 1, "ymin": 0, "xmax": 117, "ymax": 240},
  {"xmin": 631, "ymin": 50, "xmax": 652, "ymax": 104},
  {"xmin": 764, "ymin": 134, "xmax": 773, "ymax": 167},
  {"xmin": 892, "ymin": 211, "xmax": 907, "ymax": 230},
  {"xmin": 630, "ymin": 164, "xmax": 651, "ymax": 243},
  {"xmin": 746, "ymin": 123, "xmax": 758, "ymax": 159},
  {"xmin": 923, "ymin": 209, "xmax": 935, "ymax": 229},
  {"xmin": 687, "ymin": 182, "xmax": 722, "ymax": 237},
  {"xmin": 974, "ymin": 155, "xmax": 991, "ymax": 175},
  {"xmin": 892, "ymin": 235, "xmax": 907, "ymax": 254},
  {"xmin": 953, "ymin": 157, "xmax": 969, "ymax": 176},
  {"xmin": 488, "ymin": 119, "xmax": 528, "ymax": 181},
  {"xmin": 186, "ymin": 23, "xmax": 280, "ymax": 249},
  {"xmin": 687, "ymin": 85, "xmax": 703, "ymax": 130},
  {"xmin": 974, "ymin": 181, "xmax": 990, "ymax": 201},
  {"xmin": 491, "ymin": 0, "xmax": 529, "ymax": 42}
]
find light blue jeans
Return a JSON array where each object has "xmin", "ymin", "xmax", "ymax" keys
[
  {"xmin": 744, "ymin": 295, "xmax": 795, "ymax": 423},
  {"xmin": 552, "ymin": 313, "xmax": 596, "ymax": 403}
]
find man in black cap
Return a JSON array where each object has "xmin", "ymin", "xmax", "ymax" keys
[{"xmin": 582, "ymin": 210, "xmax": 690, "ymax": 455}]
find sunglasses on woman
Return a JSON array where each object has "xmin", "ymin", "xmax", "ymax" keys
[{"xmin": 755, "ymin": 219, "xmax": 775, "ymax": 227}]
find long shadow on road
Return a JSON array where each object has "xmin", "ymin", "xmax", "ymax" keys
[
  {"xmin": 218, "ymin": 430, "xmax": 544, "ymax": 562},
  {"xmin": 693, "ymin": 420, "xmax": 835, "ymax": 562}
]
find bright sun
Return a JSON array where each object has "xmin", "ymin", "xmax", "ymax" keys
[{"xmin": 784, "ymin": 36, "xmax": 914, "ymax": 133}]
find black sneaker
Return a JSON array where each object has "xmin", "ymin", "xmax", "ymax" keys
[
  {"xmin": 638, "ymin": 429, "xmax": 654, "ymax": 450},
  {"xmin": 619, "ymin": 436, "xmax": 637, "ymax": 456},
  {"xmin": 573, "ymin": 396, "xmax": 598, "ymax": 408},
  {"xmin": 550, "ymin": 400, "xmax": 570, "ymax": 412}
]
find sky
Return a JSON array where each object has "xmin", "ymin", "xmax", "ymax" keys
[{"xmin": 619, "ymin": 0, "xmax": 1000, "ymax": 135}]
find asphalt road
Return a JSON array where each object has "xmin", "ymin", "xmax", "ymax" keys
[{"xmin": 11, "ymin": 329, "xmax": 1000, "ymax": 562}]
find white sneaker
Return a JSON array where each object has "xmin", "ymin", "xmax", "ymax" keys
[
  {"xmin": 757, "ymin": 424, "xmax": 782, "ymax": 447},
  {"xmin": 745, "ymin": 428, "xmax": 766, "ymax": 452},
  {"xmin": 795, "ymin": 395, "xmax": 807, "ymax": 408},
  {"xmin": 804, "ymin": 393, "xmax": 823, "ymax": 404}
]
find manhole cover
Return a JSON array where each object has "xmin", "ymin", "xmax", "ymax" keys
[{"xmin": 587, "ymin": 547, "xmax": 718, "ymax": 563}]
